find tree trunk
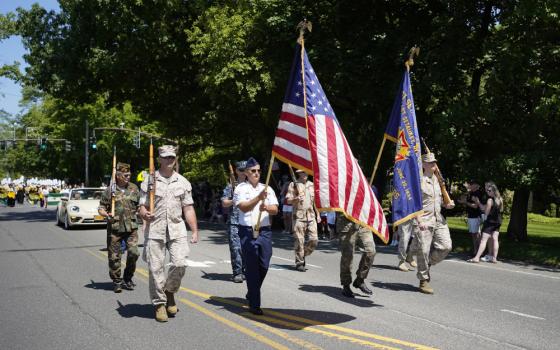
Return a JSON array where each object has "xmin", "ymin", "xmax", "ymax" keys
[{"xmin": 507, "ymin": 188, "xmax": 529, "ymax": 242}]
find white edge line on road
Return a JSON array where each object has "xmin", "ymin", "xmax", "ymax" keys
[
  {"xmin": 272, "ymin": 255, "xmax": 323, "ymax": 268},
  {"xmin": 390, "ymin": 309, "xmax": 528, "ymax": 350},
  {"xmin": 500, "ymin": 309, "xmax": 545, "ymax": 320},
  {"xmin": 445, "ymin": 259, "xmax": 560, "ymax": 280}
]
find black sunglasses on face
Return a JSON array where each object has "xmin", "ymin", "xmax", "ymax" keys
[
  {"xmin": 161, "ymin": 156, "xmax": 176, "ymax": 160},
  {"xmin": 249, "ymin": 169, "xmax": 261, "ymax": 174}
]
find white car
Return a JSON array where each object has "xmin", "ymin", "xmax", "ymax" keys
[{"xmin": 56, "ymin": 188, "xmax": 107, "ymax": 230}]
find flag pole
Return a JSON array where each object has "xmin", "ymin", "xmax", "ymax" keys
[
  {"xmin": 369, "ymin": 137, "xmax": 386, "ymax": 185},
  {"xmin": 254, "ymin": 154, "xmax": 275, "ymax": 233},
  {"xmin": 369, "ymin": 46, "xmax": 419, "ymax": 186}
]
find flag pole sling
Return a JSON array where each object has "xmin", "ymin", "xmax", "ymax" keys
[
  {"xmin": 369, "ymin": 136, "xmax": 386, "ymax": 185},
  {"xmin": 254, "ymin": 155, "xmax": 275, "ymax": 233}
]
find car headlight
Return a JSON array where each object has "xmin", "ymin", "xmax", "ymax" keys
[{"xmin": 70, "ymin": 206, "xmax": 80, "ymax": 212}]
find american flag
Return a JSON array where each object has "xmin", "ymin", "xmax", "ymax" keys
[{"xmin": 272, "ymin": 44, "xmax": 389, "ymax": 242}]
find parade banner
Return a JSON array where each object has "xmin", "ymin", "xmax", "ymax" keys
[{"xmin": 386, "ymin": 70, "xmax": 423, "ymax": 226}]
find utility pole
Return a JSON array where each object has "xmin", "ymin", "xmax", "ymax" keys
[{"xmin": 85, "ymin": 120, "xmax": 89, "ymax": 186}]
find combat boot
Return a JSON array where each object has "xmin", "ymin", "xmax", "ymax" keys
[
  {"xmin": 398, "ymin": 261, "xmax": 410, "ymax": 272},
  {"xmin": 352, "ymin": 278, "xmax": 373, "ymax": 295},
  {"xmin": 419, "ymin": 280, "xmax": 434, "ymax": 294},
  {"xmin": 341, "ymin": 285, "xmax": 354, "ymax": 298},
  {"xmin": 155, "ymin": 304, "xmax": 168, "ymax": 322},
  {"xmin": 113, "ymin": 282, "xmax": 122, "ymax": 293},
  {"xmin": 407, "ymin": 259, "xmax": 417, "ymax": 268},
  {"xmin": 165, "ymin": 291, "xmax": 178, "ymax": 316}
]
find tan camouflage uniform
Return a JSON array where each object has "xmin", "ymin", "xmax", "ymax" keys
[
  {"xmin": 411, "ymin": 174, "xmax": 452, "ymax": 281},
  {"xmin": 337, "ymin": 213, "xmax": 376, "ymax": 286},
  {"xmin": 140, "ymin": 170, "xmax": 193, "ymax": 306},
  {"xmin": 286, "ymin": 180, "xmax": 318, "ymax": 268}
]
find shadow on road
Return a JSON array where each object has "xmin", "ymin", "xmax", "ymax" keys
[
  {"xmin": 200, "ymin": 270, "xmax": 234, "ymax": 282},
  {"xmin": 371, "ymin": 281, "xmax": 418, "ymax": 293},
  {"xmin": 115, "ymin": 300, "xmax": 153, "ymax": 319},
  {"xmin": 0, "ymin": 208, "xmax": 56, "ymax": 222},
  {"xmin": 298, "ymin": 284, "xmax": 382, "ymax": 308},
  {"xmin": 1, "ymin": 244, "xmax": 104, "ymax": 253},
  {"xmin": 205, "ymin": 296, "xmax": 356, "ymax": 330},
  {"xmin": 84, "ymin": 280, "xmax": 114, "ymax": 291}
]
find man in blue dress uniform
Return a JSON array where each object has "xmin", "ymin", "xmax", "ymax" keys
[{"xmin": 233, "ymin": 157, "xmax": 278, "ymax": 315}]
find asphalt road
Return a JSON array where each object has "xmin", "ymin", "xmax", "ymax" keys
[{"xmin": 1, "ymin": 206, "xmax": 558, "ymax": 350}]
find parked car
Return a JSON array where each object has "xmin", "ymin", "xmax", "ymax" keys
[{"xmin": 56, "ymin": 188, "xmax": 106, "ymax": 230}]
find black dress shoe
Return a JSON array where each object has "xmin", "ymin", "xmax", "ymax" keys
[
  {"xmin": 352, "ymin": 279, "xmax": 373, "ymax": 295},
  {"xmin": 341, "ymin": 285, "xmax": 354, "ymax": 298},
  {"xmin": 249, "ymin": 307, "xmax": 264, "ymax": 315}
]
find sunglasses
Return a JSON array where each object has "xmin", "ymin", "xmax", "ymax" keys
[
  {"xmin": 248, "ymin": 169, "xmax": 261, "ymax": 174},
  {"xmin": 161, "ymin": 156, "xmax": 176, "ymax": 160}
]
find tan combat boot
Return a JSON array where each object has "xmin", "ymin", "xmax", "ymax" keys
[
  {"xmin": 408, "ymin": 259, "xmax": 417, "ymax": 268},
  {"xmin": 398, "ymin": 261, "xmax": 410, "ymax": 272},
  {"xmin": 419, "ymin": 280, "xmax": 434, "ymax": 294},
  {"xmin": 155, "ymin": 304, "xmax": 168, "ymax": 322},
  {"xmin": 165, "ymin": 291, "xmax": 178, "ymax": 316}
]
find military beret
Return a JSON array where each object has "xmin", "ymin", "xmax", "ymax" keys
[
  {"xmin": 245, "ymin": 157, "xmax": 259, "ymax": 168},
  {"xmin": 235, "ymin": 160, "xmax": 247, "ymax": 171},
  {"xmin": 421, "ymin": 152, "xmax": 437, "ymax": 163},
  {"xmin": 116, "ymin": 162, "xmax": 131, "ymax": 173},
  {"xmin": 158, "ymin": 145, "xmax": 176, "ymax": 157}
]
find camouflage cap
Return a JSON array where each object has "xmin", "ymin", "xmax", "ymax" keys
[
  {"xmin": 116, "ymin": 162, "xmax": 131, "ymax": 173},
  {"xmin": 422, "ymin": 152, "xmax": 437, "ymax": 163},
  {"xmin": 295, "ymin": 168, "xmax": 305, "ymax": 174},
  {"xmin": 158, "ymin": 145, "xmax": 176, "ymax": 157}
]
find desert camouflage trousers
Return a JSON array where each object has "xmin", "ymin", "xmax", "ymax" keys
[
  {"xmin": 145, "ymin": 235, "xmax": 190, "ymax": 305},
  {"xmin": 411, "ymin": 222, "xmax": 452, "ymax": 281},
  {"xmin": 293, "ymin": 219, "xmax": 318, "ymax": 266}
]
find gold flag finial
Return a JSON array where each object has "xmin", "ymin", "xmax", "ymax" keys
[
  {"xmin": 297, "ymin": 19, "xmax": 312, "ymax": 44},
  {"xmin": 405, "ymin": 46, "xmax": 420, "ymax": 71}
]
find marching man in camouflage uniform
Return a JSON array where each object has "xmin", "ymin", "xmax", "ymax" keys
[
  {"xmin": 411, "ymin": 152, "xmax": 454, "ymax": 294},
  {"xmin": 337, "ymin": 213, "xmax": 375, "ymax": 298},
  {"xmin": 285, "ymin": 169, "xmax": 319, "ymax": 272},
  {"xmin": 98, "ymin": 162, "xmax": 140, "ymax": 293},
  {"xmin": 138, "ymin": 145, "xmax": 199, "ymax": 322},
  {"xmin": 221, "ymin": 160, "xmax": 247, "ymax": 283}
]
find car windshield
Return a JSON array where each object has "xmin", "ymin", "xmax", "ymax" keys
[{"xmin": 70, "ymin": 189, "xmax": 103, "ymax": 200}]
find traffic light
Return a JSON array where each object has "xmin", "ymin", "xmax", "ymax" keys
[
  {"xmin": 133, "ymin": 133, "xmax": 140, "ymax": 149},
  {"xmin": 65, "ymin": 140, "xmax": 72, "ymax": 152},
  {"xmin": 90, "ymin": 136, "xmax": 97, "ymax": 150},
  {"xmin": 40, "ymin": 138, "xmax": 47, "ymax": 150}
]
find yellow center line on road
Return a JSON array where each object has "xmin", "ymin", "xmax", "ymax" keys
[
  {"xmin": 138, "ymin": 266, "xmax": 437, "ymax": 350},
  {"xmin": 85, "ymin": 247, "xmax": 437, "ymax": 350},
  {"xmin": 242, "ymin": 313, "xmax": 400, "ymax": 350},
  {"xmin": 240, "ymin": 313, "xmax": 325, "ymax": 350},
  {"xmin": 83, "ymin": 248, "xmax": 314, "ymax": 350}
]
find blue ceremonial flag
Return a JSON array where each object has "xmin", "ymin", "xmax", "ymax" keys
[{"xmin": 387, "ymin": 70, "xmax": 423, "ymax": 226}]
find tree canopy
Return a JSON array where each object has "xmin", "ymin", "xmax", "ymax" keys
[{"xmin": 1, "ymin": 0, "xmax": 559, "ymax": 237}]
